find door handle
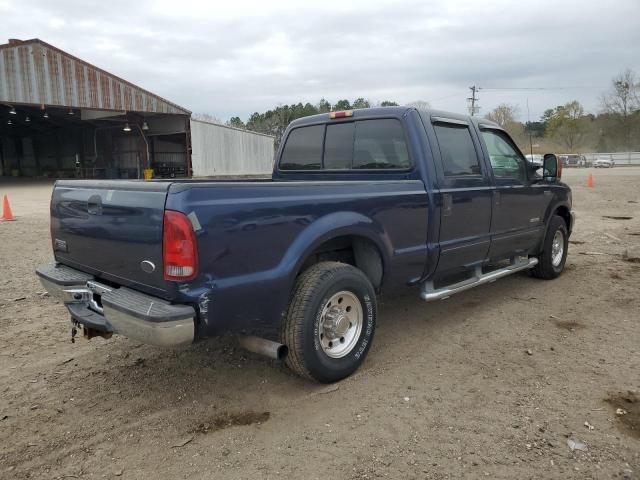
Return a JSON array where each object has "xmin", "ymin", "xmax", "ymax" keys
[
  {"xmin": 443, "ymin": 194, "xmax": 453, "ymax": 217},
  {"xmin": 493, "ymin": 190, "xmax": 501, "ymax": 206},
  {"xmin": 544, "ymin": 190, "xmax": 552, "ymax": 196}
]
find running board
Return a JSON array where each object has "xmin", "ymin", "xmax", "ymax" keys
[{"xmin": 420, "ymin": 257, "xmax": 538, "ymax": 302}]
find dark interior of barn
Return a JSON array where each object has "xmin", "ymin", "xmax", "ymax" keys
[{"xmin": 0, "ymin": 104, "xmax": 189, "ymax": 179}]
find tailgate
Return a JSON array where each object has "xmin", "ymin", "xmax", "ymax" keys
[{"xmin": 51, "ymin": 180, "xmax": 172, "ymax": 296}]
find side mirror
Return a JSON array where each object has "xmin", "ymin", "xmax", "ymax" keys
[
  {"xmin": 543, "ymin": 153, "xmax": 562, "ymax": 181},
  {"xmin": 527, "ymin": 162, "xmax": 541, "ymax": 175}
]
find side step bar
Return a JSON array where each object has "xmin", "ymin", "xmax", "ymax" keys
[{"xmin": 420, "ymin": 257, "xmax": 538, "ymax": 302}]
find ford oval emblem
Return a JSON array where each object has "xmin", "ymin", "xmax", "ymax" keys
[{"xmin": 140, "ymin": 260, "xmax": 156, "ymax": 273}]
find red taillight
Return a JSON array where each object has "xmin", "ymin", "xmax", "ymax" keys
[{"xmin": 163, "ymin": 210, "xmax": 198, "ymax": 281}]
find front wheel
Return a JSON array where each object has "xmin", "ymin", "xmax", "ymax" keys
[
  {"xmin": 282, "ymin": 262, "xmax": 377, "ymax": 383},
  {"xmin": 531, "ymin": 215, "xmax": 568, "ymax": 279}
]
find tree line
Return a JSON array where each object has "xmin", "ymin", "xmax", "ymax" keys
[
  {"xmin": 477, "ymin": 69, "xmax": 639, "ymax": 154},
  {"xmin": 217, "ymin": 98, "xmax": 400, "ymax": 146},
  {"xmin": 196, "ymin": 68, "xmax": 639, "ymax": 153}
]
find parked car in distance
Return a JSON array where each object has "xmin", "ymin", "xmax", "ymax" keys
[
  {"xmin": 594, "ymin": 155, "xmax": 614, "ymax": 168},
  {"xmin": 37, "ymin": 107, "xmax": 575, "ymax": 383},
  {"xmin": 525, "ymin": 154, "xmax": 543, "ymax": 167},
  {"xmin": 560, "ymin": 154, "xmax": 588, "ymax": 167}
]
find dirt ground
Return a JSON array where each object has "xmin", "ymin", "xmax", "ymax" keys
[{"xmin": 1, "ymin": 168, "xmax": 639, "ymax": 480}]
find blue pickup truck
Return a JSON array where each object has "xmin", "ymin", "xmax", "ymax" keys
[{"xmin": 37, "ymin": 107, "xmax": 574, "ymax": 382}]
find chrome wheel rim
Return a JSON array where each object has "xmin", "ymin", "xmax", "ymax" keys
[
  {"xmin": 551, "ymin": 230, "xmax": 564, "ymax": 267},
  {"xmin": 318, "ymin": 291, "xmax": 363, "ymax": 358}
]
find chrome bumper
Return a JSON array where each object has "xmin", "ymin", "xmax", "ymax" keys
[{"xmin": 36, "ymin": 263, "xmax": 195, "ymax": 347}]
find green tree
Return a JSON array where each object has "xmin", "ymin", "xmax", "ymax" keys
[
  {"xmin": 525, "ymin": 121, "xmax": 545, "ymax": 138},
  {"xmin": 485, "ymin": 103, "xmax": 519, "ymax": 128},
  {"xmin": 600, "ymin": 68, "xmax": 640, "ymax": 150},
  {"xmin": 485, "ymin": 104, "xmax": 526, "ymax": 144},
  {"xmin": 244, "ymin": 102, "xmax": 322, "ymax": 147},
  {"xmin": 352, "ymin": 97, "xmax": 371, "ymax": 109},
  {"xmin": 541, "ymin": 108, "xmax": 557, "ymax": 124},
  {"xmin": 546, "ymin": 100, "xmax": 590, "ymax": 152},
  {"xmin": 227, "ymin": 116, "xmax": 245, "ymax": 129},
  {"xmin": 318, "ymin": 98, "xmax": 332, "ymax": 113},
  {"xmin": 380, "ymin": 100, "xmax": 399, "ymax": 107},
  {"xmin": 333, "ymin": 99, "xmax": 352, "ymax": 111}
]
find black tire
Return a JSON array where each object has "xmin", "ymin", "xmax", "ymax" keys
[
  {"xmin": 282, "ymin": 261, "xmax": 377, "ymax": 383},
  {"xmin": 531, "ymin": 215, "xmax": 568, "ymax": 279}
]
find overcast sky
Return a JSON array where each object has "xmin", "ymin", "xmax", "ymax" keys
[{"xmin": 2, "ymin": 0, "xmax": 639, "ymax": 122}]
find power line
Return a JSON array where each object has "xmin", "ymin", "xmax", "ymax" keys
[{"xmin": 481, "ymin": 86, "xmax": 606, "ymax": 91}]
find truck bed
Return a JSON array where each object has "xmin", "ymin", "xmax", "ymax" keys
[{"xmin": 50, "ymin": 178, "xmax": 430, "ymax": 335}]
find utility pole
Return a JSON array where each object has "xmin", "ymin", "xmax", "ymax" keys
[
  {"xmin": 467, "ymin": 85, "xmax": 480, "ymax": 116},
  {"xmin": 526, "ymin": 97, "xmax": 534, "ymax": 158}
]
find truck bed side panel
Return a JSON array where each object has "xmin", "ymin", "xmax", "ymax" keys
[{"xmin": 166, "ymin": 180, "xmax": 428, "ymax": 338}]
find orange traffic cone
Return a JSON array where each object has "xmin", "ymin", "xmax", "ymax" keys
[
  {"xmin": 587, "ymin": 173, "xmax": 594, "ymax": 188},
  {"xmin": 1, "ymin": 194, "xmax": 15, "ymax": 221}
]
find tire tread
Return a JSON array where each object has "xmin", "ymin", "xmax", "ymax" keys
[
  {"xmin": 531, "ymin": 215, "xmax": 568, "ymax": 279},
  {"xmin": 282, "ymin": 262, "xmax": 371, "ymax": 381}
]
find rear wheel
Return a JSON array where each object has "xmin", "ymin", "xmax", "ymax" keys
[
  {"xmin": 282, "ymin": 262, "xmax": 377, "ymax": 383},
  {"xmin": 531, "ymin": 215, "xmax": 568, "ymax": 279}
]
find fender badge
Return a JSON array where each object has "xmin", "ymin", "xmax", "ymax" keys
[{"xmin": 140, "ymin": 260, "xmax": 156, "ymax": 273}]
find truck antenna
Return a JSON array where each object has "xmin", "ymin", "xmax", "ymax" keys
[{"xmin": 526, "ymin": 97, "xmax": 534, "ymax": 158}]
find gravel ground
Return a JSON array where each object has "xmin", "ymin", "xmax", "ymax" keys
[{"xmin": 0, "ymin": 168, "xmax": 638, "ymax": 480}]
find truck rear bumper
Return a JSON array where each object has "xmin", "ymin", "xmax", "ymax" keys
[{"xmin": 36, "ymin": 263, "xmax": 195, "ymax": 347}]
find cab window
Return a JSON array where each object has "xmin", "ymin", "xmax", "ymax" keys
[
  {"xmin": 433, "ymin": 124, "xmax": 482, "ymax": 176},
  {"xmin": 481, "ymin": 129, "xmax": 527, "ymax": 182},
  {"xmin": 324, "ymin": 122, "xmax": 354, "ymax": 169},
  {"xmin": 280, "ymin": 125, "xmax": 324, "ymax": 170},
  {"xmin": 279, "ymin": 118, "xmax": 411, "ymax": 171},
  {"xmin": 352, "ymin": 119, "xmax": 410, "ymax": 169}
]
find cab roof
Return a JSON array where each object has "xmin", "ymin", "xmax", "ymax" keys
[{"xmin": 288, "ymin": 106, "xmax": 501, "ymax": 130}]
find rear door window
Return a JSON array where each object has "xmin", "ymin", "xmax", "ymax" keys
[
  {"xmin": 433, "ymin": 124, "xmax": 482, "ymax": 176},
  {"xmin": 280, "ymin": 125, "xmax": 324, "ymax": 170}
]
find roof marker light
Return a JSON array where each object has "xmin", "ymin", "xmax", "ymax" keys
[{"xmin": 329, "ymin": 110, "xmax": 353, "ymax": 119}]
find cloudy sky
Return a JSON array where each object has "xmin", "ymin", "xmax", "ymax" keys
[{"xmin": 2, "ymin": 0, "xmax": 639, "ymax": 121}]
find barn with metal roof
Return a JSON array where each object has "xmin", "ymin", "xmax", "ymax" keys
[{"xmin": 0, "ymin": 38, "xmax": 192, "ymax": 179}]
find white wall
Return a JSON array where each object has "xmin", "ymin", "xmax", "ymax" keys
[{"xmin": 190, "ymin": 119, "xmax": 275, "ymax": 176}]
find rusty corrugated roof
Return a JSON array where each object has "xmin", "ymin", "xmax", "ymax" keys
[{"xmin": 0, "ymin": 39, "xmax": 191, "ymax": 115}]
